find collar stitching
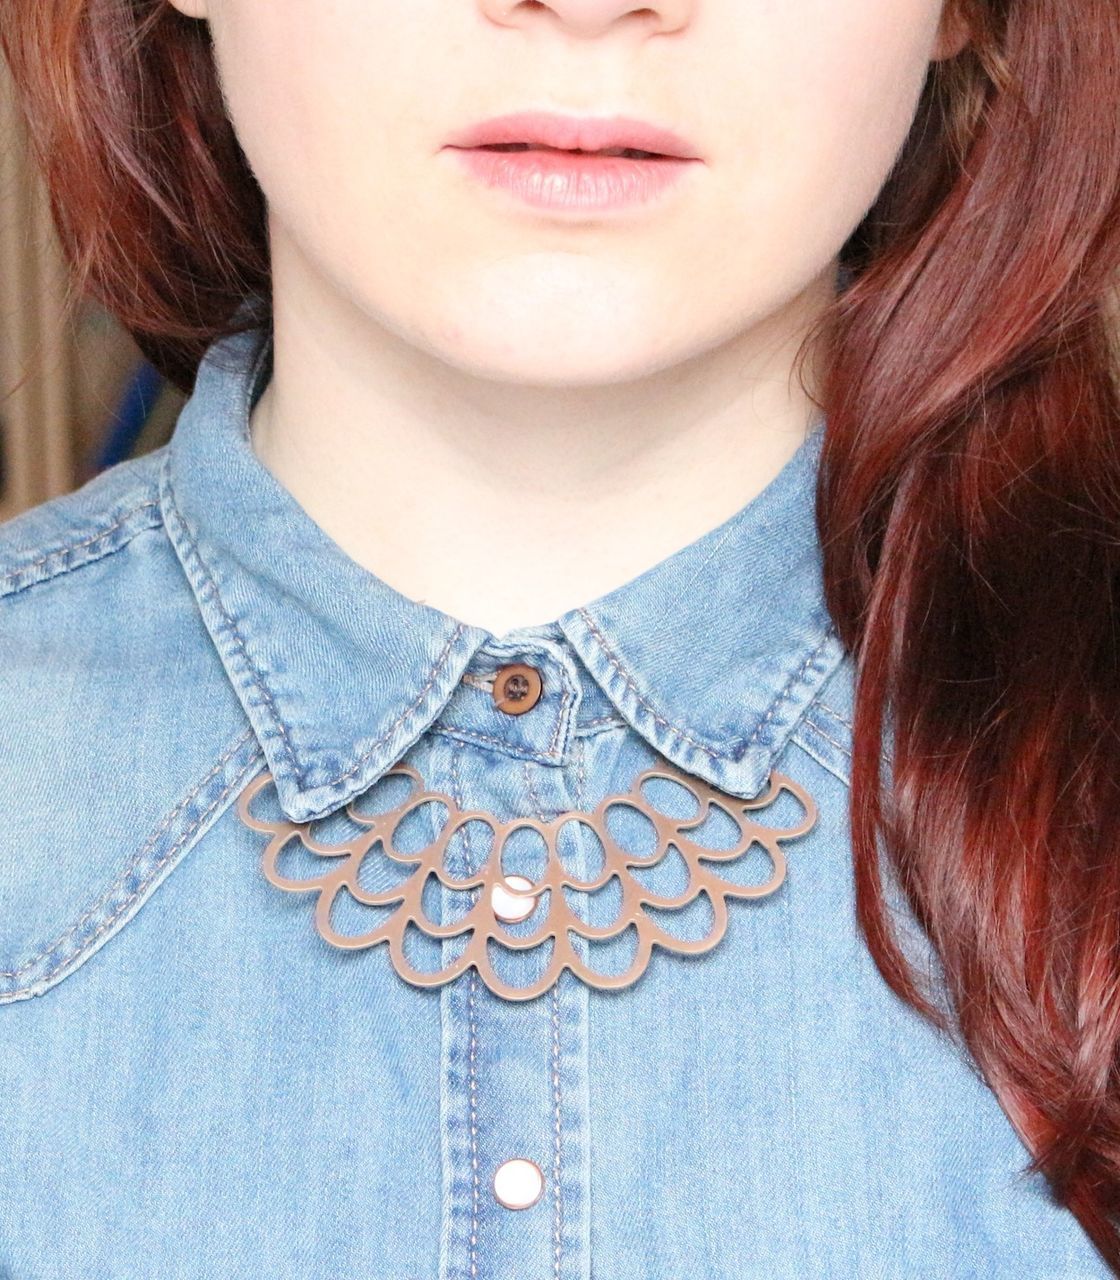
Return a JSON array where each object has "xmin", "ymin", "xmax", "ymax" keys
[
  {"xmin": 739, "ymin": 623, "xmax": 840, "ymax": 756},
  {"xmin": 574, "ymin": 606, "xmax": 727, "ymax": 761},
  {"xmin": 161, "ymin": 453, "xmax": 304, "ymax": 782},
  {"xmin": 428, "ymin": 723, "xmax": 569, "ymax": 762},
  {"xmin": 547, "ymin": 676, "xmax": 576, "ymax": 757},
  {"xmin": 310, "ymin": 621, "xmax": 469, "ymax": 790},
  {"xmin": 167, "ymin": 409, "xmax": 472, "ymax": 798},
  {"xmin": 232, "ymin": 329, "xmax": 474, "ymax": 793}
]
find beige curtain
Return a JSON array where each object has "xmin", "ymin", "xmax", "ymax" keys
[
  {"xmin": 0, "ymin": 56, "xmax": 146, "ymax": 523},
  {"xmin": 0, "ymin": 58, "xmax": 78, "ymax": 521}
]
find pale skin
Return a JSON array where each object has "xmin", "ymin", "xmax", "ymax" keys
[{"xmin": 166, "ymin": 0, "xmax": 970, "ymax": 638}]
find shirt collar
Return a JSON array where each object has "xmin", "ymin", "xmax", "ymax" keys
[{"xmin": 160, "ymin": 322, "xmax": 846, "ymax": 824}]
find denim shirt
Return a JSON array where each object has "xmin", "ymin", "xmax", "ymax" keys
[{"xmin": 0, "ymin": 323, "xmax": 1109, "ymax": 1279}]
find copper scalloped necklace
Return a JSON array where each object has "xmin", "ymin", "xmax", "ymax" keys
[{"xmin": 234, "ymin": 755, "xmax": 818, "ymax": 1002}]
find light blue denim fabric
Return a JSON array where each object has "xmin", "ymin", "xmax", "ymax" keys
[{"xmin": 0, "ymin": 322, "xmax": 1110, "ymax": 1279}]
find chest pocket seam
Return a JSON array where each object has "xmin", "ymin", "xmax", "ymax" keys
[{"xmin": 0, "ymin": 724, "xmax": 262, "ymax": 1003}]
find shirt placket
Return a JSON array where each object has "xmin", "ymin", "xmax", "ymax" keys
[{"xmin": 434, "ymin": 643, "xmax": 592, "ymax": 1280}]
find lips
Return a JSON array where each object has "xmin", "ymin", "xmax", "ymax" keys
[{"xmin": 443, "ymin": 111, "xmax": 700, "ymax": 162}]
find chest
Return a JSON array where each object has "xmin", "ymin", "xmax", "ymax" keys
[{"xmin": 0, "ymin": 729, "xmax": 1106, "ymax": 1278}]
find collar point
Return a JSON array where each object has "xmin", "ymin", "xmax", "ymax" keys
[
  {"xmin": 257, "ymin": 746, "xmax": 407, "ymax": 826},
  {"xmin": 654, "ymin": 742, "xmax": 780, "ymax": 803}
]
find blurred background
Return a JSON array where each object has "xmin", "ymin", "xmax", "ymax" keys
[{"xmin": 0, "ymin": 58, "xmax": 187, "ymax": 525}]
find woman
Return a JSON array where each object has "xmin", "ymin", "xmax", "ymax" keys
[{"xmin": 2, "ymin": 0, "xmax": 1118, "ymax": 1274}]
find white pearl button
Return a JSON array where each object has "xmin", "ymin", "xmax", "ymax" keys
[
  {"xmin": 492, "ymin": 1157, "xmax": 544, "ymax": 1210},
  {"xmin": 491, "ymin": 874, "xmax": 537, "ymax": 923}
]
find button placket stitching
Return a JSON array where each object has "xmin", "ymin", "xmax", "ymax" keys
[
  {"xmin": 520, "ymin": 756, "xmax": 564, "ymax": 1279},
  {"xmin": 449, "ymin": 739, "xmax": 482, "ymax": 1280},
  {"xmin": 443, "ymin": 715, "xmax": 567, "ymax": 1275}
]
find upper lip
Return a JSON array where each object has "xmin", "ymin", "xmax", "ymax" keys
[{"xmin": 443, "ymin": 111, "xmax": 701, "ymax": 160}]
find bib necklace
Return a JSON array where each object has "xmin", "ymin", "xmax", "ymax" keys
[{"xmin": 234, "ymin": 755, "xmax": 818, "ymax": 1002}]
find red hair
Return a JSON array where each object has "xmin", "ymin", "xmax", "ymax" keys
[
  {"xmin": 1, "ymin": 0, "xmax": 269, "ymax": 392},
  {"xmin": 5, "ymin": 0, "xmax": 1120, "ymax": 1264},
  {"xmin": 814, "ymin": 0, "xmax": 1120, "ymax": 1257}
]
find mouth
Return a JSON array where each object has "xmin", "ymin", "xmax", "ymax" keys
[
  {"xmin": 443, "ymin": 111, "xmax": 701, "ymax": 162},
  {"xmin": 470, "ymin": 143, "xmax": 675, "ymax": 161},
  {"xmin": 440, "ymin": 111, "xmax": 701, "ymax": 213}
]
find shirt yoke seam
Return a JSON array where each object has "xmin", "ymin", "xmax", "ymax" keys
[
  {"xmin": 787, "ymin": 696, "xmax": 854, "ymax": 790},
  {"xmin": 0, "ymin": 725, "xmax": 260, "ymax": 997},
  {"xmin": 0, "ymin": 498, "xmax": 164, "ymax": 599},
  {"xmin": 814, "ymin": 700, "xmax": 853, "ymax": 730},
  {"xmin": 800, "ymin": 713, "xmax": 852, "ymax": 759}
]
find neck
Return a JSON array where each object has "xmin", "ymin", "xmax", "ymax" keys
[{"xmin": 248, "ymin": 274, "xmax": 834, "ymax": 639}]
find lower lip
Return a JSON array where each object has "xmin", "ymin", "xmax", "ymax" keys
[{"xmin": 443, "ymin": 145, "xmax": 700, "ymax": 213}]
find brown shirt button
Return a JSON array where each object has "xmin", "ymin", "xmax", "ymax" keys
[{"xmin": 491, "ymin": 662, "xmax": 543, "ymax": 715}]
